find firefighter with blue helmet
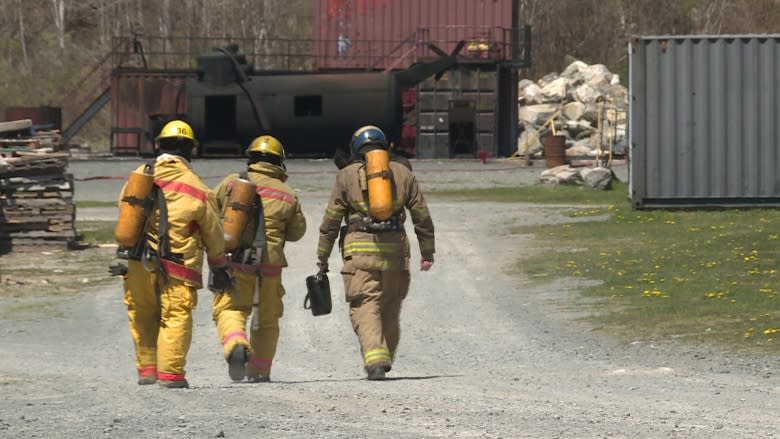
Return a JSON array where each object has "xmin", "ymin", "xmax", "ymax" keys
[{"xmin": 316, "ymin": 125, "xmax": 435, "ymax": 380}]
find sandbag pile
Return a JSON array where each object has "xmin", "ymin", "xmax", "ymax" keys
[
  {"xmin": 0, "ymin": 152, "xmax": 77, "ymax": 253},
  {"xmin": 516, "ymin": 59, "xmax": 628, "ymax": 161}
]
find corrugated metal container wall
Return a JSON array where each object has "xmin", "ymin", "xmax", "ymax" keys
[
  {"xmin": 313, "ymin": 0, "xmax": 515, "ymax": 70},
  {"xmin": 111, "ymin": 73, "xmax": 191, "ymax": 156},
  {"xmin": 629, "ymin": 35, "xmax": 780, "ymax": 209}
]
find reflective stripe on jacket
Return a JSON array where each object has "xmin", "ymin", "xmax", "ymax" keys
[
  {"xmin": 121, "ymin": 154, "xmax": 226, "ymax": 288},
  {"xmin": 317, "ymin": 160, "xmax": 435, "ymax": 271}
]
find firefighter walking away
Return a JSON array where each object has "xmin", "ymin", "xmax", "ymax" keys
[
  {"xmin": 316, "ymin": 125, "xmax": 435, "ymax": 380},
  {"xmin": 110, "ymin": 120, "xmax": 233, "ymax": 388},
  {"xmin": 211, "ymin": 134, "xmax": 306, "ymax": 382}
]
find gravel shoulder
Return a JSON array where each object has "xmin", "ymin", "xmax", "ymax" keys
[{"xmin": 0, "ymin": 159, "xmax": 778, "ymax": 438}]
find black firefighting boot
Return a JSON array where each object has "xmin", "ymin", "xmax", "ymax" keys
[
  {"xmin": 137, "ymin": 375, "xmax": 157, "ymax": 385},
  {"xmin": 247, "ymin": 374, "xmax": 270, "ymax": 383},
  {"xmin": 158, "ymin": 379, "xmax": 189, "ymax": 389},
  {"xmin": 227, "ymin": 345, "xmax": 249, "ymax": 382},
  {"xmin": 366, "ymin": 365, "xmax": 386, "ymax": 381}
]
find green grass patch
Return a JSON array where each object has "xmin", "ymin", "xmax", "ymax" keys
[
  {"xmin": 432, "ymin": 181, "xmax": 629, "ymax": 205},
  {"xmin": 76, "ymin": 220, "xmax": 116, "ymax": 244},
  {"xmin": 514, "ymin": 200, "xmax": 780, "ymax": 352},
  {"xmin": 76, "ymin": 200, "xmax": 117, "ymax": 208}
]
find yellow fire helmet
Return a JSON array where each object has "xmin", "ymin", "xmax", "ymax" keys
[
  {"xmin": 246, "ymin": 135, "xmax": 285, "ymax": 160},
  {"xmin": 156, "ymin": 120, "xmax": 195, "ymax": 142}
]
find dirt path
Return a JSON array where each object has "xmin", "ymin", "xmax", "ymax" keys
[{"xmin": 0, "ymin": 159, "xmax": 778, "ymax": 438}]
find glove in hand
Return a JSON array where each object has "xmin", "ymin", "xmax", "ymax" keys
[
  {"xmin": 316, "ymin": 259, "xmax": 329, "ymax": 273},
  {"xmin": 108, "ymin": 263, "xmax": 128, "ymax": 277},
  {"xmin": 209, "ymin": 266, "xmax": 235, "ymax": 293}
]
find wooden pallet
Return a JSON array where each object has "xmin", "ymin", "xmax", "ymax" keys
[{"xmin": 0, "ymin": 152, "xmax": 77, "ymax": 253}]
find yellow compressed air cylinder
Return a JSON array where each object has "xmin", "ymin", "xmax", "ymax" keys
[
  {"xmin": 223, "ymin": 178, "xmax": 257, "ymax": 251},
  {"xmin": 365, "ymin": 148, "xmax": 393, "ymax": 221},
  {"xmin": 115, "ymin": 169, "xmax": 155, "ymax": 248}
]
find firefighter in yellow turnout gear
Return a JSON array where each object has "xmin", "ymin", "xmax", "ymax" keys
[
  {"xmin": 212, "ymin": 135, "xmax": 306, "ymax": 382},
  {"xmin": 317, "ymin": 125, "xmax": 435, "ymax": 380},
  {"xmin": 112, "ymin": 120, "xmax": 232, "ymax": 389}
]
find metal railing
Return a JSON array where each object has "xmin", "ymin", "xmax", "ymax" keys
[{"xmin": 111, "ymin": 26, "xmax": 531, "ymax": 73}]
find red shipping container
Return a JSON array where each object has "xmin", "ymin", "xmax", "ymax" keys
[{"xmin": 313, "ymin": 0, "xmax": 517, "ymax": 70}]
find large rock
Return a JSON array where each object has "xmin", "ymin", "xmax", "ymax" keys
[
  {"xmin": 540, "ymin": 165, "xmax": 583, "ymax": 185},
  {"xmin": 540, "ymin": 77, "xmax": 569, "ymax": 102},
  {"xmin": 517, "ymin": 125, "xmax": 543, "ymax": 156},
  {"xmin": 566, "ymin": 143, "xmax": 595, "ymax": 158},
  {"xmin": 518, "ymin": 104, "xmax": 560, "ymax": 126},
  {"xmin": 582, "ymin": 64, "xmax": 613, "ymax": 88},
  {"xmin": 573, "ymin": 83, "xmax": 600, "ymax": 104},
  {"xmin": 581, "ymin": 167, "xmax": 614, "ymax": 190},
  {"xmin": 537, "ymin": 72, "xmax": 559, "ymax": 88},
  {"xmin": 518, "ymin": 81, "xmax": 544, "ymax": 105},
  {"xmin": 561, "ymin": 101, "xmax": 586, "ymax": 121},
  {"xmin": 561, "ymin": 60, "xmax": 589, "ymax": 80}
]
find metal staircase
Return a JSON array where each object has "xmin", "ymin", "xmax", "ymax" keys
[
  {"xmin": 60, "ymin": 38, "xmax": 132, "ymax": 144},
  {"xmin": 61, "ymin": 87, "xmax": 110, "ymax": 144}
]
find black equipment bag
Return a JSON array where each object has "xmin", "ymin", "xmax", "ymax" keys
[{"xmin": 304, "ymin": 269, "xmax": 331, "ymax": 316}]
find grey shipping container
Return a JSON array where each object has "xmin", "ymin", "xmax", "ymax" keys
[{"xmin": 629, "ymin": 35, "xmax": 780, "ymax": 209}]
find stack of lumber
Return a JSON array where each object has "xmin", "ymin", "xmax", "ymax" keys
[
  {"xmin": 0, "ymin": 152, "xmax": 76, "ymax": 252},
  {"xmin": 0, "ymin": 119, "xmax": 63, "ymax": 152}
]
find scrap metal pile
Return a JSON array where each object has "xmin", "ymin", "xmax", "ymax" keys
[{"xmin": 0, "ymin": 119, "xmax": 76, "ymax": 252}]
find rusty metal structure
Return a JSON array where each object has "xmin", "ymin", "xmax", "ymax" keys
[
  {"xmin": 313, "ymin": 0, "xmax": 521, "ymax": 70},
  {"xmin": 66, "ymin": 0, "xmax": 530, "ymax": 158}
]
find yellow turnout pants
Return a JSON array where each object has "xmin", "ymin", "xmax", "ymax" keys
[
  {"xmin": 123, "ymin": 259, "xmax": 197, "ymax": 383},
  {"xmin": 212, "ymin": 270, "xmax": 285, "ymax": 377}
]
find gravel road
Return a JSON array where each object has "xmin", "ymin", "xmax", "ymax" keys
[{"xmin": 1, "ymin": 158, "xmax": 778, "ymax": 438}]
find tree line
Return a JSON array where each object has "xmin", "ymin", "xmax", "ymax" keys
[
  {"xmin": 523, "ymin": 0, "xmax": 780, "ymax": 78},
  {"xmin": 0, "ymin": 0, "xmax": 777, "ymax": 144}
]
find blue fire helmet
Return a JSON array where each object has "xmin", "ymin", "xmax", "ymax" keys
[{"xmin": 350, "ymin": 125, "xmax": 388, "ymax": 154}]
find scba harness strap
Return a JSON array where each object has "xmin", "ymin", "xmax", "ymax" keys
[{"xmin": 347, "ymin": 214, "xmax": 402, "ymax": 233}]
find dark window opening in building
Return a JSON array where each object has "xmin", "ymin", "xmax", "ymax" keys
[
  {"xmin": 205, "ymin": 95, "xmax": 236, "ymax": 139},
  {"xmin": 295, "ymin": 95, "xmax": 322, "ymax": 117},
  {"xmin": 448, "ymin": 99, "xmax": 477, "ymax": 157}
]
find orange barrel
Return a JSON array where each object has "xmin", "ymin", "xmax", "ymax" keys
[
  {"xmin": 223, "ymin": 178, "xmax": 257, "ymax": 251},
  {"xmin": 542, "ymin": 135, "xmax": 567, "ymax": 168},
  {"xmin": 114, "ymin": 169, "xmax": 155, "ymax": 248},
  {"xmin": 365, "ymin": 148, "xmax": 393, "ymax": 221}
]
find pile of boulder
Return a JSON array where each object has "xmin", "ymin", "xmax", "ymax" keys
[{"xmin": 516, "ymin": 59, "xmax": 629, "ymax": 163}]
